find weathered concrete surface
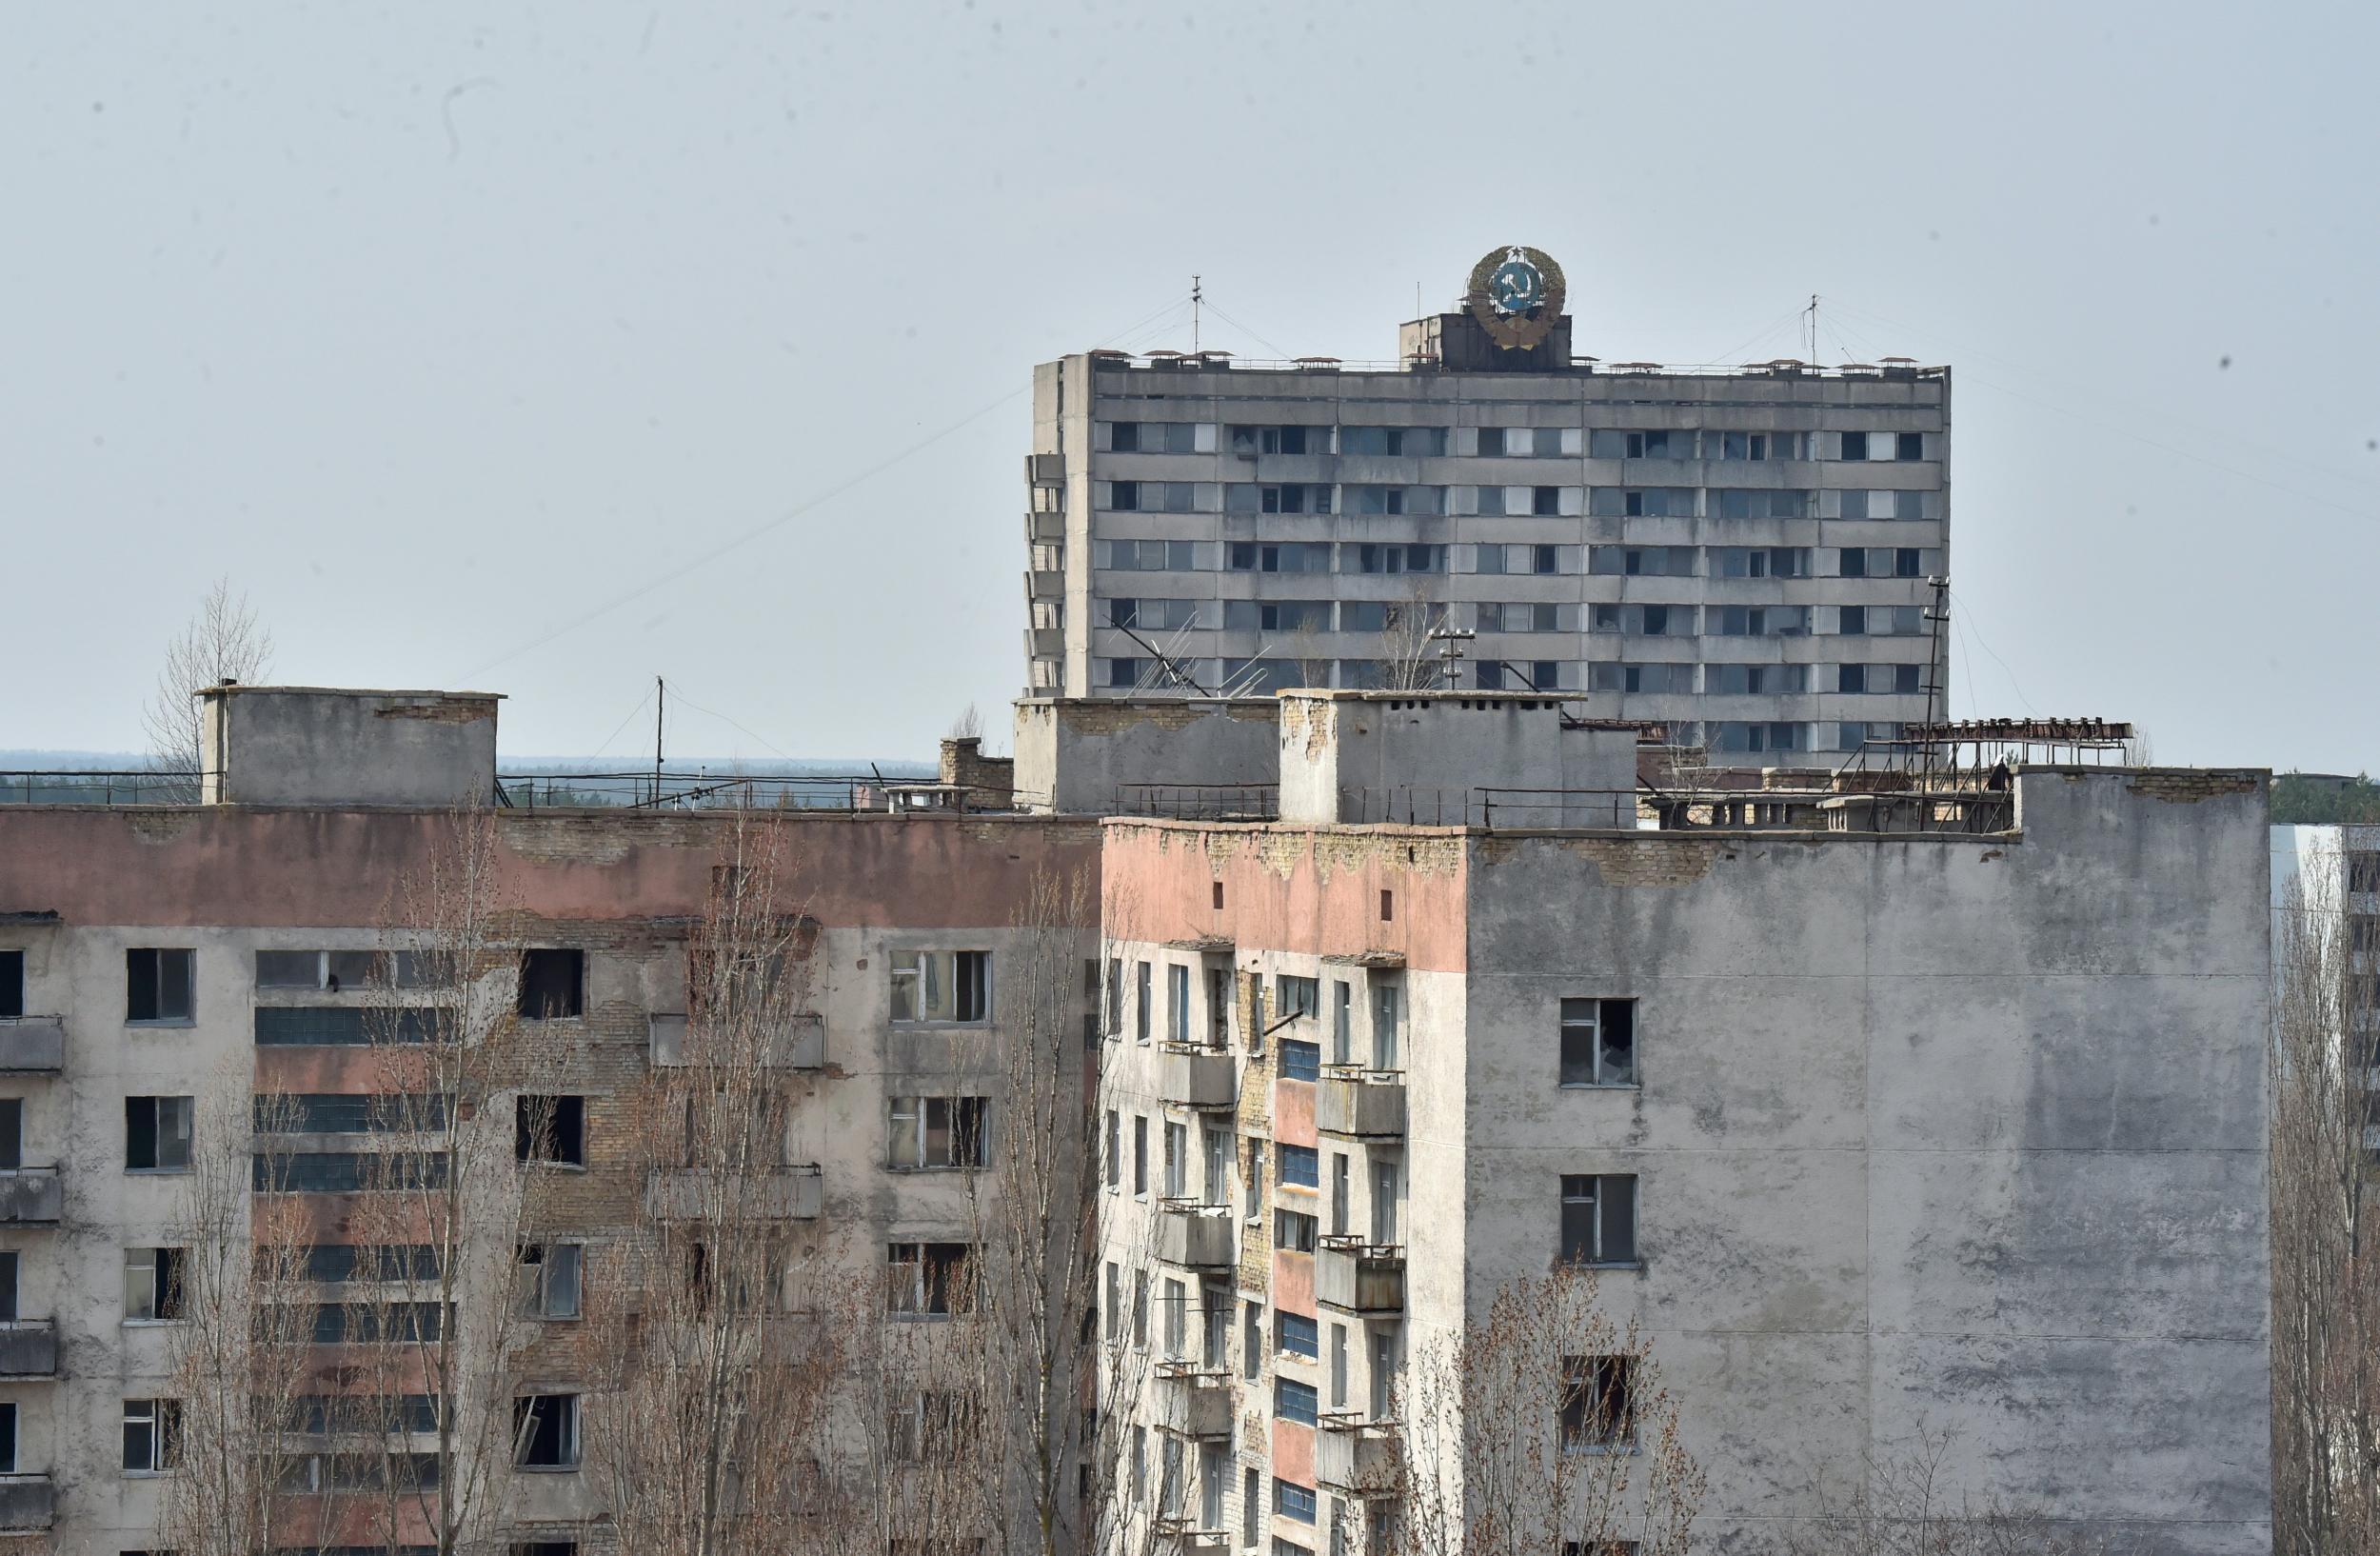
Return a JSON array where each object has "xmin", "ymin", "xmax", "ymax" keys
[
  {"xmin": 1014, "ymin": 696, "xmax": 1279, "ymax": 815},
  {"xmin": 1278, "ymin": 689, "xmax": 1638, "ymax": 826},
  {"xmin": 199, "ymin": 686, "xmax": 502, "ymax": 807}
]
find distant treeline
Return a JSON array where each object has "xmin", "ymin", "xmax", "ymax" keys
[{"xmin": 2272, "ymin": 771, "xmax": 2380, "ymax": 825}]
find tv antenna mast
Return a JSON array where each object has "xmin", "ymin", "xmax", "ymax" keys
[
  {"xmin": 1426, "ymin": 626, "xmax": 1476, "ymax": 688},
  {"xmin": 1191, "ymin": 274, "xmax": 1202, "ymax": 354}
]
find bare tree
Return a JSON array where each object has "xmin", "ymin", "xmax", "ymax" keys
[
  {"xmin": 2271, "ymin": 834, "xmax": 2380, "ymax": 1556},
  {"xmin": 1376, "ymin": 588, "xmax": 1452, "ymax": 692},
  {"xmin": 1781, "ymin": 1426, "xmax": 2112, "ymax": 1556},
  {"xmin": 950, "ymin": 704, "xmax": 985, "ymax": 741},
  {"xmin": 579, "ymin": 814, "xmax": 850, "ymax": 1555},
  {"xmin": 1388, "ymin": 1264, "xmax": 1703, "ymax": 1556},
  {"xmin": 161, "ymin": 1074, "xmax": 333, "ymax": 1556},
  {"xmin": 144, "ymin": 576, "xmax": 274, "ymax": 786}
]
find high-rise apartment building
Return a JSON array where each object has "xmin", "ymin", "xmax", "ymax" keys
[
  {"xmin": 1081, "ymin": 692, "xmax": 2271, "ymax": 1555},
  {"xmin": 1025, "ymin": 246, "xmax": 1949, "ymax": 761}
]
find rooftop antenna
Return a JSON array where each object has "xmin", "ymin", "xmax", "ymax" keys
[
  {"xmin": 1426, "ymin": 626, "xmax": 1476, "ymax": 688},
  {"xmin": 1920, "ymin": 577, "xmax": 1951, "ymax": 786},
  {"xmin": 1805, "ymin": 293, "xmax": 1820, "ymax": 364},
  {"xmin": 654, "ymin": 676, "xmax": 665, "ymax": 807},
  {"xmin": 1191, "ymin": 275, "xmax": 1201, "ymax": 354}
]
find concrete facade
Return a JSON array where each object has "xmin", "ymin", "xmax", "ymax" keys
[
  {"xmin": 199, "ymin": 686, "xmax": 503, "ymax": 808},
  {"xmin": 0, "ymin": 703, "xmax": 1102, "ymax": 1552},
  {"xmin": 1014, "ymin": 697, "xmax": 1281, "ymax": 817},
  {"xmin": 1096, "ymin": 755, "xmax": 2272, "ymax": 1553},
  {"xmin": 1023, "ymin": 292, "xmax": 1952, "ymax": 763}
]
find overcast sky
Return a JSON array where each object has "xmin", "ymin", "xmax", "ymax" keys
[{"xmin": 7, "ymin": 2, "xmax": 2374, "ymax": 769}]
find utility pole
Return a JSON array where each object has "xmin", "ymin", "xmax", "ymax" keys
[{"xmin": 1192, "ymin": 274, "xmax": 1202, "ymax": 354}]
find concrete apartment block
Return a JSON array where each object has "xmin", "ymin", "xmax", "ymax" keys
[
  {"xmin": 1024, "ymin": 288, "xmax": 1950, "ymax": 765},
  {"xmin": 1092, "ymin": 694, "xmax": 2271, "ymax": 1556},
  {"xmin": 0, "ymin": 688, "xmax": 1101, "ymax": 1554}
]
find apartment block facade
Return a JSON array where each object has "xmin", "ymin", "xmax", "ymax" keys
[
  {"xmin": 1091, "ymin": 692, "xmax": 2271, "ymax": 1555},
  {"xmin": 0, "ymin": 688, "xmax": 1101, "ymax": 1553},
  {"xmin": 1025, "ymin": 276, "xmax": 1950, "ymax": 761}
]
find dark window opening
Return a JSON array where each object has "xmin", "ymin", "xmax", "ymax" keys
[
  {"xmin": 1559, "ymin": 1174, "xmax": 1638, "ymax": 1267},
  {"xmin": 1896, "ymin": 431, "xmax": 1924, "ymax": 460},
  {"xmin": 519, "ymin": 949, "xmax": 585, "ymax": 1020},
  {"xmin": 0, "ymin": 1099, "xmax": 21, "ymax": 1171},
  {"xmin": 1559, "ymin": 1355, "xmax": 1634, "ymax": 1448},
  {"xmin": 1558, "ymin": 998, "xmax": 1636, "ymax": 1087},
  {"xmin": 1533, "ymin": 486, "xmax": 1559, "ymax": 516},
  {"xmin": 1839, "ymin": 430, "xmax": 1870, "ymax": 461},
  {"xmin": 514, "ymin": 1393, "xmax": 581, "ymax": 1468},
  {"xmin": 0, "ymin": 952, "xmax": 20, "ymax": 1020},
  {"xmin": 127, "ymin": 948, "xmax": 195, "ymax": 1023},
  {"xmin": 127, "ymin": 1095, "xmax": 194, "ymax": 1171},
  {"xmin": 515, "ymin": 1095, "xmax": 586, "ymax": 1167}
]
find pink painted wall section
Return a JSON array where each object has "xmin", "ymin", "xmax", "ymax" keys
[
  {"xmin": 1273, "ymin": 1078, "xmax": 1317, "ymax": 1149},
  {"xmin": 1274, "ymin": 1418, "xmax": 1315, "ymax": 1488},
  {"xmin": 1099, "ymin": 822, "xmax": 1465, "ymax": 972},
  {"xmin": 0, "ymin": 809, "xmax": 1101, "ymax": 929},
  {"xmin": 1273, "ymin": 1247, "xmax": 1315, "ymax": 1315}
]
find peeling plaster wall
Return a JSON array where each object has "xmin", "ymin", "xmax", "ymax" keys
[
  {"xmin": 1463, "ymin": 767, "xmax": 2272, "ymax": 1553},
  {"xmin": 1013, "ymin": 698, "xmax": 1280, "ymax": 816}
]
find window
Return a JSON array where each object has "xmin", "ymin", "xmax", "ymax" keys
[
  {"xmin": 1279, "ymin": 1144, "xmax": 1319, "ymax": 1188},
  {"xmin": 256, "ymin": 1093, "xmax": 449, "ymax": 1133},
  {"xmin": 254, "ymin": 948, "xmax": 396, "ymax": 990},
  {"xmin": 517, "ymin": 949, "xmax": 584, "ymax": 1019},
  {"xmin": 1277, "ymin": 1478, "xmax": 1319, "ymax": 1525},
  {"xmin": 1560, "ymin": 1175, "xmax": 1638, "ymax": 1267},
  {"xmin": 1275, "ymin": 1377, "xmax": 1319, "ymax": 1426},
  {"xmin": 1558, "ymin": 999, "xmax": 1635, "ymax": 1087},
  {"xmin": 0, "ymin": 951, "xmax": 20, "ymax": 1020},
  {"xmin": 1163, "ymin": 1120, "xmax": 1187, "ymax": 1199},
  {"xmin": 1276, "ymin": 975, "xmax": 1319, "ymax": 1021},
  {"xmin": 1134, "ymin": 1115, "xmax": 1148, "ymax": 1195},
  {"xmin": 1896, "ymin": 431, "xmax": 1925, "ymax": 461},
  {"xmin": 1559, "ymin": 1356, "xmax": 1635, "ymax": 1449},
  {"xmin": 1105, "ymin": 958, "xmax": 1122, "ymax": 1035},
  {"xmin": 1712, "ymin": 489, "xmax": 1811, "ymax": 519},
  {"xmin": 1167, "ymin": 964, "xmax": 1191, "ymax": 1044},
  {"xmin": 1279, "ymin": 1310, "xmax": 1319, "ymax": 1359},
  {"xmin": 1588, "ymin": 546, "xmax": 1695, "ymax": 578},
  {"xmin": 1208, "ymin": 967, "xmax": 1232, "ymax": 1046},
  {"xmin": 124, "ymin": 1397, "xmax": 182, "ymax": 1473},
  {"xmin": 1532, "ymin": 486, "xmax": 1560, "ymax": 516},
  {"xmin": 1228, "ymin": 541, "xmax": 1334, "ymax": 573},
  {"xmin": 1350, "ymin": 544, "xmax": 1442, "ymax": 575},
  {"xmin": 890, "ymin": 950, "xmax": 989, "ymax": 1024},
  {"xmin": 1706, "ymin": 664, "xmax": 1809, "ymax": 696},
  {"xmin": 1331, "ymin": 982, "xmax": 1353, "ymax": 1065},
  {"xmin": 1108, "ymin": 597, "xmax": 1200, "ymax": 631},
  {"xmin": 1280, "ymin": 1040, "xmax": 1320, "ymax": 1083},
  {"xmin": 0, "ymin": 1251, "xmax": 14, "ymax": 1324},
  {"xmin": 518, "ymin": 1244, "xmax": 583, "ymax": 1319},
  {"xmin": 126, "ymin": 948, "xmax": 195, "ymax": 1024},
  {"xmin": 1244, "ymin": 1139, "xmax": 1266, "ymax": 1221},
  {"xmin": 515, "ymin": 1393, "xmax": 581, "ymax": 1468},
  {"xmin": 1840, "ymin": 663, "xmax": 1923, "ymax": 696},
  {"xmin": 127, "ymin": 1096, "xmax": 193, "ymax": 1171},
  {"xmin": 0, "ymin": 1402, "xmax": 11, "ymax": 1474},
  {"xmin": 1230, "ymin": 424, "xmax": 1323, "ymax": 456},
  {"xmin": 888, "ymin": 1095, "xmax": 989, "ymax": 1169},
  {"xmin": 1339, "ymin": 426, "xmax": 1445, "ymax": 457},
  {"xmin": 1589, "ymin": 663, "xmax": 1694, "ymax": 695},
  {"xmin": 1104, "ymin": 1109, "xmax": 1121, "ymax": 1189},
  {"xmin": 514, "ymin": 1096, "xmax": 586, "ymax": 1167},
  {"xmin": 1838, "ymin": 430, "xmax": 1870, "ymax": 461},
  {"xmin": 1132, "ymin": 1269, "xmax": 1148, "ymax": 1348},
  {"xmin": 1106, "ymin": 538, "xmax": 1200, "ymax": 571},
  {"xmin": 259, "ymin": 1150, "xmax": 449, "ymax": 1193},
  {"xmin": 886, "ymin": 1388, "xmax": 977, "ymax": 1462},
  {"xmin": 1372, "ymin": 983, "xmax": 1401, "ymax": 1069},
  {"xmin": 0, "ymin": 1099, "xmax": 22, "ymax": 1170},
  {"xmin": 886, "ymin": 1242, "xmax": 974, "ymax": 1317},
  {"xmin": 125, "ymin": 1247, "xmax": 187, "ymax": 1321},
  {"xmin": 1107, "ymin": 421, "xmax": 1207, "ymax": 454},
  {"xmin": 1275, "ymin": 1209, "xmax": 1318, "ymax": 1253},
  {"xmin": 297, "ymin": 1244, "xmax": 442, "ymax": 1283}
]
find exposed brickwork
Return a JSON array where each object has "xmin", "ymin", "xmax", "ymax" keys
[
  {"xmin": 2124, "ymin": 769, "xmax": 2265, "ymax": 804},
  {"xmin": 1475, "ymin": 833, "xmax": 1727, "ymax": 887}
]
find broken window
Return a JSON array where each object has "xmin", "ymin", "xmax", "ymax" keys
[
  {"xmin": 1560, "ymin": 1174, "xmax": 1638, "ymax": 1267},
  {"xmin": 1276, "ymin": 974, "xmax": 1319, "ymax": 1020},
  {"xmin": 1228, "ymin": 425, "xmax": 1323, "ymax": 456},
  {"xmin": 518, "ymin": 1243, "xmax": 584, "ymax": 1320},
  {"xmin": 1589, "ymin": 604, "xmax": 1692, "ymax": 637},
  {"xmin": 124, "ymin": 1397, "xmax": 182, "ymax": 1473},
  {"xmin": 888, "ymin": 1096, "xmax": 990, "ymax": 1169},
  {"xmin": 514, "ymin": 1393, "xmax": 582, "ymax": 1468},
  {"xmin": 1706, "ymin": 664, "xmax": 1810, "ymax": 695},
  {"xmin": 1350, "ymin": 544, "xmax": 1442, "ymax": 575},
  {"xmin": 1559, "ymin": 998, "xmax": 1636, "ymax": 1087},
  {"xmin": 1896, "ymin": 432, "xmax": 1925, "ymax": 460},
  {"xmin": 1559, "ymin": 1355, "xmax": 1635, "ymax": 1449},
  {"xmin": 889, "ymin": 950, "xmax": 989, "ymax": 1024},
  {"xmin": 514, "ymin": 1095, "xmax": 586, "ymax": 1167},
  {"xmin": 1533, "ymin": 486, "xmax": 1561, "ymax": 516},
  {"xmin": 126, "ymin": 1096, "xmax": 193, "ymax": 1171},
  {"xmin": 518, "ymin": 949, "xmax": 584, "ymax": 1020},
  {"xmin": 0, "ymin": 952, "xmax": 21, "ymax": 1021},
  {"xmin": 1588, "ymin": 429, "xmax": 1688, "ymax": 460},
  {"xmin": 1711, "ymin": 605, "xmax": 1811, "ymax": 637},
  {"xmin": 125, "ymin": 1247, "xmax": 187, "ymax": 1321},
  {"xmin": 126, "ymin": 948, "xmax": 195, "ymax": 1024},
  {"xmin": 1839, "ymin": 664, "xmax": 1922, "ymax": 695},
  {"xmin": 1838, "ymin": 431, "xmax": 1870, "ymax": 461},
  {"xmin": 1223, "ymin": 600, "xmax": 1332, "ymax": 632},
  {"xmin": 1587, "ymin": 663, "xmax": 1693, "ymax": 695},
  {"xmin": 1275, "ymin": 1208, "xmax": 1319, "ymax": 1252},
  {"xmin": 1339, "ymin": 426, "xmax": 1445, "ymax": 457}
]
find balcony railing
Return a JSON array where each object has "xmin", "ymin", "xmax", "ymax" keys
[
  {"xmin": 0, "ymin": 1171, "xmax": 61, "ymax": 1226},
  {"xmin": 1156, "ymin": 1046, "xmax": 1238, "ymax": 1109},
  {"xmin": 0, "ymin": 1475, "xmax": 52, "ymax": 1532},
  {"xmin": 1153, "ymin": 1518, "xmax": 1232, "ymax": 1555},
  {"xmin": 645, "ymin": 1166, "xmax": 822, "ymax": 1222},
  {"xmin": 1152, "ymin": 1361, "xmax": 1234, "ymax": 1439},
  {"xmin": 0, "ymin": 1021, "xmax": 62, "ymax": 1074},
  {"xmin": 1316, "ymin": 1415, "xmax": 1400, "ymax": 1494},
  {"xmin": 1317, "ymin": 1070, "xmax": 1405, "ymax": 1138},
  {"xmin": 1155, "ymin": 1203, "xmax": 1236, "ymax": 1270},
  {"xmin": 0, "ymin": 1323, "xmax": 56, "ymax": 1380},
  {"xmin": 648, "ymin": 1013, "xmax": 823, "ymax": 1070},
  {"xmin": 1316, "ymin": 1238, "xmax": 1405, "ymax": 1314}
]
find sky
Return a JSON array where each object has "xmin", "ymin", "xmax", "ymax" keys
[{"xmin": 5, "ymin": 1, "xmax": 2376, "ymax": 769}]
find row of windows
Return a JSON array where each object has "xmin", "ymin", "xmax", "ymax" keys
[
  {"xmin": 1095, "ymin": 420, "xmax": 1934, "ymax": 463},
  {"xmin": 1109, "ymin": 597, "xmax": 1931, "ymax": 643},
  {"xmin": 1101, "ymin": 537, "xmax": 1934, "ymax": 577},
  {"xmin": 1096, "ymin": 481, "xmax": 1940, "ymax": 520}
]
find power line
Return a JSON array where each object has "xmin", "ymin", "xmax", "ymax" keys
[
  {"xmin": 587, "ymin": 686, "xmax": 656, "ymax": 761},
  {"xmin": 661, "ymin": 683, "xmax": 794, "ymax": 760}
]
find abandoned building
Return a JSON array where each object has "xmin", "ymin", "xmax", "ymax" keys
[{"xmin": 1022, "ymin": 246, "xmax": 1951, "ymax": 763}]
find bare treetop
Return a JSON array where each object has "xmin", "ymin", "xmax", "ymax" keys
[{"xmin": 145, "ymin": 576, "xmax": 274, "ymax": 779}]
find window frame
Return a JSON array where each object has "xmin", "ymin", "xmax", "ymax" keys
[
  {"xmin": 1559, "ymin": 1174, "xmax": 1640, "ymax": 1268},
  {"xmin": 889, "ymin": 949, "xmax": 992, "ymax": 1026},
  {"xmin": 125, "ymin": 948, "xmax": 196, "ymax": 1027},
  {"xmin": 1557, "ymin": 998, "xmax": 1636, "ymax": 1088}
]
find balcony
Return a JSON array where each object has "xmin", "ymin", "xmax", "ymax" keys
[
  {"xmin": 1317, "ymin": 1072, "xmax": 1405, "ymax": 1138},
  {"xmin": 1154, "ymin": 1204, "xmax": 1235, "ymax": 1270},
  {"xmin": 1025, "ymin": 569, "xmax": 1065, "ymax": 601},
  {"xmin": 0, "ymin": 1021, "xmax": 62, "ymax": 1074},
  {"xmin": 645, "ymin": 1165, "xmax": 822, "ymax": 1222},
  {"xmin": 1316, "ymin": 1239, "xmax": 1404, "ymax": 1314},
  {"xmin": 1157, "ymin": 1046, "xmax": 1238, "ymax": 1110},
  {"xmin": 1025, "ymin": 626, "xmax": 1065, "ymax": 659},
  {"xmin": 1026, "ymin": 509, "xmax": 1065, "ymax": 543},
  {"xmin": 0, "ymin": 1171, "xmax": 61, "ymax": 1226},
  {"xmin": 1151, "ymin": 1360, "xmax": 1233, "ymax": 1438},
  {"xmin": 648, "ymin": 1013, "xmax": 823, "ymax": 1070},
  {"xmin": 1154, "ymin": 1519, "xmax": 1232, "ymax": 1555},
  {"xmin": 0, "ymin": 1476, "xmax": 52, "ymax": 1532},
  {"xmin": 0, "ymin": 1324, "xmax": 55, "ymax": 1380},
  {"xmin": 1316, "ymin": 1417, "xmax": 1400, "ymax": 1494}
]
